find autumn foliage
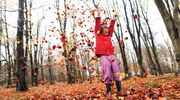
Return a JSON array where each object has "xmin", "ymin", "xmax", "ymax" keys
[{"xmin": 0, "ymin": 75, "xmax": 179, "ymax": 99}]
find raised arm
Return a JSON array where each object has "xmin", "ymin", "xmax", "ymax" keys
[
  {"xmin": 94, "ymin": 7, "xmax": 101, "ymax": 35},
  {"xmin": 108, "ymin": 20, "xmax": 115, "ymax": 37},
  {"xmin": 108, "ymin": 14, "xmax": 116, "ymax": 37},
  {"xmin": 94, "ymin": 17, "xmax": 101, "ymax": 35}
]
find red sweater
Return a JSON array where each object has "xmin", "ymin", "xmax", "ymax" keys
[{"xmin": 94, "ymin": 17, "xmax": 115, "ymax": 56}]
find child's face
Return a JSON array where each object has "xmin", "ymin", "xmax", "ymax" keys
[{"xmin": 102, "ymin": 28, "xmax": 109, "ymax": 36}]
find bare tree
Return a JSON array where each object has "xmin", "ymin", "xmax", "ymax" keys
[
  {"xmin": 3, "ymin": 0, "xmax": 13, "ymax": 87},
  {"xmin": 138, "ymin": 0, "xmax": 163, "ymax": 75},
  {"xmin": 28, "ymin": 1, "xmax": 34, "ymax": 86},
  {"xmin": 0, "ymin": 0, "xmax": 3, "ymax": 74},
  {"xmin": 16, "ymin": 0, "xmax": 28, "ymax": 91},
  {"xmin": 154, "ymin": 0, "xmax": 180, "ymax": 73},
  {"xmin": 122, "ymin": 0, "xmax": 146, "ymax": 76},
  {"xmin": 56, "ymin": 0, "xmax": 74, "ymax": 83}
]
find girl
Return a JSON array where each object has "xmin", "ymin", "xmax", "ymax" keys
[{"xmin": 94, "ymin": 8, "xmax": 122, "ymax": 94}]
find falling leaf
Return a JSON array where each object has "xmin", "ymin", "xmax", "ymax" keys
[
  {"xmin": 33, "ymin": 72, "xmax": 37, "ymax": 76},
  {"xmin": 67, "ymin": 6, "xmax": 70, "ymax": 10},
  {"xmin": 92, "ymin": 67, "xmax": 95, "ymax": 71},
  {"xmin": 52, "ymin": 45, "xmax": 56, "ymax": 50},
  {"xmin": 119, "ymin": 40, "xmax": 123, "ymax": 45},
  {"xmin": 67, "ymin": 57, "xmax": 75, "ymax": 62},
  {"xmin": 17, "ymin": 41, "xmax": 21, "ymax": 44},
  {"xmin": 82, "ymin": 65, "xmax": 87, "ymax": 70},
  {"xmin": 29, "ymin": 13, "xmax": 32, "ymax": 17},
  {"xmin": 48, "ymin": 47, "xmax": 52, "ymax": 51},
  {"xmin": 81, "ymin": 11, "xmax": 85, "ymax": 15},
  {"xmin": 80, "ymin": 54, "xmax": 84, "ymax": 57},
  {"xmin": 76, "ymin": 55, "xmax": 80, "ymax": 59},
  {"xmin": 46, "ymin": 63, "xmax": 51, "ymax": 67},
  {"xmin": 78, "ymin": 21, "xmax": 83, "ymax": 26},
  {"xmin": 118, "ymin": 61, "xmax": 121, "ymax": 65},
  {"xmin": 70, "ymin": 46, "xmax": 77, "ymax": 52},
  {"xmin": 60, "ymin": 33, "xmax": 66, "ymax": 42},
  {"xmin": 116, "ymin": 24, "xmax": 120, "ymax": 27},
  {"xmin": 89, "ymin": 9, "xmax": 96, "ymax": 15},
  {"xmin": 143, "ymin": 72, "xmax": 149, "ymax": 77},
  {"xmin": 57, "ymin": 45, "xmax": 62, "ymax": 49},
  {"xmin": 134, "ymin": 14, "xmax": 138, "ymax": 19},
  {"xmin": 125, "ymin": 37, "xmax": 128, "ymax": 40}
]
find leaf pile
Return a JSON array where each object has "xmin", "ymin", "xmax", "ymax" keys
[{"xmin": 0, "ymin": 75, "xmax": 179, "ymax": 100}]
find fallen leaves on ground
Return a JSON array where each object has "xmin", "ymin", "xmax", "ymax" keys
[{"xmin": 0, "ymin": 75, "xmax": 179, "ymax": 100}]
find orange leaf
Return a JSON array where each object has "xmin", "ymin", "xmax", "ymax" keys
[
  {"xmin": 56, "ymin": 16, "xmax": 61, "ymax": 20},
  {"xmin": 78, "ymin": 21, "xmax": 83, "ymax": 26},
  {"xmin": 33, "ymin": 72, "xmax": 37, "ymax": 76},
  {"xmin": 60, "ymin": 34, "xmax": 66, "ymax": 42},
  {"xmin": 46, "ymin": 63, "xmax": 51, "ymax": 67},
  {"xmin": 48, "ymin": 47, "xmax": 52, "ymax": 50},
  {"xmin": 67, "ymin": 57, "xmax": 75, "ymax": 62},
  {"xmin": 143, "ymin": 72, "xmax": 149, "ymax": 77},
  {"xmin": 119, "ymin": 40, "xmax": 123, "ymax": 45},
  {"xmin": 118, "ymin": 61, "xmax": 121, "ymax": 65},
  {"xmin": 82, "ymin": 65, "xmax": 87, "ymax": 70},
  {"xmin": 81, "ymin": 11, "xmax": 85, "ymax": 15},
  {"xmin": 89, "ymin": 9, "xmax": 96, "ymax": 15},
  {"xmin": 80, "ymin": 54, "xmax": 84, "ymax": 57},
  {"xmin": 76, "ymin": 55, "xmax": 80, "ymax": 59},
  {"xmin": 29, "ymin": 13, "xmax": 32, "ymax": 16},
  {"xmin": 57, "ymin": 45, "xmax": 62, "ymax": 49},
  {"xmin": 34, "ymin": 93, "xmax": 39, "ymax": 98}
]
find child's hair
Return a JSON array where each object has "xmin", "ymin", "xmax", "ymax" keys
[
  {"xmin": 102, "ymin": 17, "xmax": 110, "ymax": 24},
  {"xmin": 100, "ymin": 24, "xmax": 108, "ymax": 33}
]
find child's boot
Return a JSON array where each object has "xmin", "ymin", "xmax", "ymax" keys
[
  {"xmin": 106, "ymin": 84, "xmax": 112, "ymax": 94},
  {"xmin": 116, "ymin": 81, "xmax": 122, "ymax": 92}
]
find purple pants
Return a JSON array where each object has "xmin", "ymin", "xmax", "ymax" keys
[{"xmin": 100, "ymin": 55, "xmax": 121, "ymax": 84}]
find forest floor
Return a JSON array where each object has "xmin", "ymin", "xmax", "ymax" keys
[{"xmin": 0, "ymin": 74, "xmax": 179, "ymax": 100}]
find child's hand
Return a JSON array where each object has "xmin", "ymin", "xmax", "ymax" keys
[
  {"xmin": 113, "ymin": 14, "xmax": 117, "ymax": 19},
  {"xmin": 96, "ymin": 7, "xmax": 101, "ymax": 17},
  {"xmin": 112, "ymin": 11, "xmax": 118, "ymax": 19}
]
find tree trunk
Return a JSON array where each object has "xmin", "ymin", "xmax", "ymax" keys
[
  {"xmin": 173, "ymin": 0, "xmax": 180, "ymax": 37},
  {"xmin": 16, "ymin": 0, "xmax": 28, "ymax": 91},
  {"xmin": 24, "ymin": 0, "xmax": 29, "ymax": 63},
  {"xmin": 172, "ymin": 0, "xmax": 180, "ymax": 73},
  {"xmin": 123, "ymin": 0, "xmax": 145, "ymax": 76},
  {"xmin": 4, "ymin": 0, "xmax": 12, "ymax": 87},
  {"xmin": 40, "ymin": 47, "xmax": 44, "ymax": 84},
  {"xmin": 154, "ymin": 0, "xmax": 180, "ymax": 73},
  {"xmin": 0, "ymin": 0, "xmax": 2, "ymax": 76},
  {"xmin": 48, "ymin": 49, "xmax": 54, "ymax": 84},
  {"xmin": 56, "ymin": 0, "xmax": 72, "ymax": 83},
  {"xmin": 140, "ymin": 26, "xmax": 158, "ymax": 75},
  {"xmin": 28, "ymin": 1, "xmax": 34, "ymax": 86}
]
